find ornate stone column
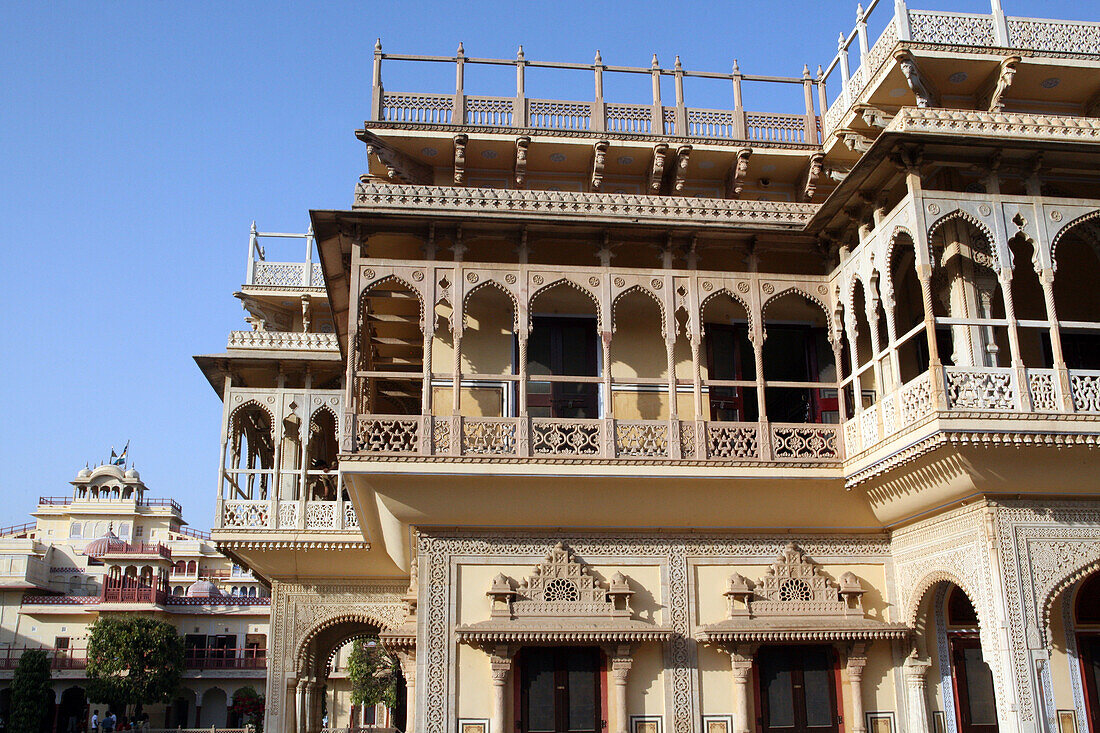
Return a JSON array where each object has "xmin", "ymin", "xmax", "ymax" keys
[
  {"xmin": 399, "ymin": 652, "xmax": 417, "ymax": 733},
  {"xmin": 610, "ymin": 652, "xmax": 633, "ymax": 733},
  {"xmin": 728, "ymin": 650, "xmax": 755, "ymax": 733},
  {"xmin": 845, "ymin": 643, "xmax": 868, "ymax": 733},
  {"xmin": 295, "ymin": 679, "xmax": 308, "ymax": 733},
  {"xmin": 490, "ymin": 647, "xmax": 514, "ymax": 733},
  {"xmin": 903, "ymin": 656, "xmax": 932, "ymax": 733}
]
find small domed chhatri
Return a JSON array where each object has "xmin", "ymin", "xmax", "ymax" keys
[
  {"xmin": 81, "ymin": 531, "xmax": 127, "ymax": 558},
  {"xmin": 186, "ymin": 579, "xmax": 222, "ymax": 598}
]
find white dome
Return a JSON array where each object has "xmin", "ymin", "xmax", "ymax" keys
[
  {"xmin": 124, "ymin": 468, "xmax": 140, "ymax": 480},
  {"xmin": 186, "ymin": 579, "xmax": 222, "ymax": 598}
]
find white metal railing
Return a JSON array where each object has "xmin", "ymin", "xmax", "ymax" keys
[{"xmin": 245, "ymin": 225, "xmax": 322, "ymax": 288}]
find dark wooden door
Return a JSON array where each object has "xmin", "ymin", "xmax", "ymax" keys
[
  {"xmin": 704, "ymin": 323, "xmax": 756, "ymax": 421},
  {"xmin": 520, "ymin": 647, "xmax": 601, "ymax": 733},
  {"xmin": 1079, "ymin": 634, "xmax": 1100, "ymax": 733},
  {"xmin": 527, "ymin": 317, "xmax": 599, "ymax": 418},
  {"xmin": 950, "ymin": 636, "xmax": 999, "ymax": 732},
  {"xmin": 757, "ymin": 645, "xmax": 839, "ymax": 732}
]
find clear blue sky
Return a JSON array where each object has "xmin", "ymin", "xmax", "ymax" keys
[{"xmin": 0, "ymin": 0, "xmax": 1091, "ymax": 530}]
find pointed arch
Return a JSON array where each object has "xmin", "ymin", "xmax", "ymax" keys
[
  {"xmin": 359, "ymin": 273, "xmax": 426, "ymax": 326},
  {"xmin": 1040, "ymin": 555, "xmax": 1100, "ymax": 644},
  {"xmin": 294, "ymin": 610, "xmax": 398, "ymax": 677},
  {"xmin": 612, "ymin": 284, "xmax": 666, "ymax": 334},
  {"xmin": 906, "ymin": 569, "xmax": 983, "ymax": 629},
  {"xmin": 528, "ymin": 277, "xmax": 603, "ymax": 331},
  {"xmin": 761, "ymin": 287, "xmax": 832, "ymax": 331},
  {"xmin": 229, "ymin": 399, "xmax": 275, "ymax": 435},
  {"xmin": 1050, "ymin": 208, "xmax": 1100, "ymax": 270},
  {"xmin": 699, "ymin": 288, "xmax": 754, "ymax": 336},
  {"xmin": 463, "ymin": 278, "xmax": 520, "ymax": 332},
  {"xmin": 927, "ymin": 209, "xmax": 1001, "ymax": 271}
]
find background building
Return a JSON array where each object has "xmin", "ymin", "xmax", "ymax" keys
[{"xmin": 195, "ymin": 2, "xmax": 1100, "ymax": 732}]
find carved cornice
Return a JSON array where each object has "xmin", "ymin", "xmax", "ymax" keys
[
  {"xmin": 215, "ymin": 540, "xmax": 370, "ymax": 551},
  {"xmin": 886, "ymin": 107, "xmax": 1100, "ymax": 143},
  {"xmin": 352, "ymin": 181, "xmax": 818, "ymax": 229},
  {"xmin": 339, "ymin": 453, "xmax": 841, "ymax": 469}
]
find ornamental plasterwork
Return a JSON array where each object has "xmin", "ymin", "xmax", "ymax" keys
[
  {"xmin": 698, "ymin": 543, "xmax": 909, "ymax": 643},
  {"xmin": 991, "ymin": 500, "xmax": 1100, "ymax": 726},
  {"xmin": 415, "ymin": 529, "xmax": 890, "ymax": 733},
  {"xmin": 352, "ymin": 181, "xmax": 818, "ymax": 229},
  {"xmin": 265, "ymin": 579, "xmax": 407, "ymax": 733},
  {"xmin": 887, "ymin": 108, "xmax": 1100, "ymax": 144}
]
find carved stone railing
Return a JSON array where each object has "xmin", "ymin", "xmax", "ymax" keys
[
  {"xmin": 1006, "ymin": 17, "xmax": 1100, "ymax": 54},
  {"xmin": 1027, "ymin": 369, "xmax": 1059, "ymax": 412},
  {"xmin": 944, "ymin": 366, "xmax": 1017, "ymax": 411},
  {"xmin": 250, "ymin": 261, "xmax": 325, "ymax": 288},
  {"xmin": 353, "ymin": 415, "xmax": 839, "ymax": 464},
  {"xmin": 222, "ymin": 500, "xmax": 272, "ymax": 529},
  {"xmin": 220, "ymin": 500, "xmax": 359, "ymax": 532},
  {"xmin": 353, "ymin": 181, "xmax": 819, "ymax": 229},
  {"xmin": 228, "ymin": 331, "xmax": 339, "ymax": 352},
  {"xmin": 380, "ymin": 92, "xmax": 454, "ymax": 124},
  {"xmin": 907, "ymin": 10, "xmax": 995, "ymax": 45},
  {"xmin": 1070, "ymin": 369, "xmax": 1100, "ymax": 412}
]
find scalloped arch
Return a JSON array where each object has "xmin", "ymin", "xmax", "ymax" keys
[
  {"xmin": 698, "ymin": 288, "xmax": 754, "ymax": 336},
  {"xmin": 1050, "ymin": 208, "xmax": 1100, "ymax": 271},
  {"xmin": 309, "ymin": 402, "xmax": 339, "ymax": 435},
  {"xmin": 905, "ymin": 569, "xmax": 984, "ymax": 630},
  {"xmin": 294, "ymin": 610, "xmax": 394, "ymax": 676},
  {"xmin": 926, "ymin": 209, "xmax": 1001, "ymax": 271},
  {"xmin": 359, "ymin": 274, "xmax": 426, "ymax": 328},
  {"xmin": 229, "ymin": 399, "xmax": 275, "ymax": 436},
  {"xmin": 761, "ymin": 287, "xmax": 831, "ymax": 335},
  {"xmin": 612, "ymin": 285, "xmax": 666, "ymax": 334},
  {"xmin": 463, "ymin": 278, "xmax": 520, "ymax": 332},
  {"xmin": 1039, "ymin": 556, "xmax": 1100, "ymax": 645},
  {"xmin": 529, "ymin": 278, "xmax": 603, "ymax": 330}
]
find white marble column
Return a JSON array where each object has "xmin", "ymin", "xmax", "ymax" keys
[
  {"xmin": 610, "ymin": 655, "xmax": 633, "ymax": 733},
  {"xmin": 903, "ymin": 656, "xmax": 932, "ymax": 733},
  {"xmin": 846, "ymin": 644, "xmax": 868, "ymax": 733},
  {"xmin": 295, "ymin": 679, "xmax": 307, "ymax": 733},
  {"xmin": 729, "ymin": 657, "xmax": 754, "ymax": 733}
]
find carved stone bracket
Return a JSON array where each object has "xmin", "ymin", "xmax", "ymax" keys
[
  {"xmin": 673, "ymin": 145, "xmax": 692, "ymax": 193},
  {"xmin": 725, "ymin": 147, "xmax": 752, "ymax": 198},
  {"xmin": 895, "ymin": 50, "xmax": 938, "ymax": 108},
  {"xmin": 648, "ymin": 143, "xmax": 669, "ymax": 192},
  {"xmin": 362, "ymin": 132, "xmax": 432, "ymax": 185},
  {"xmin": 985, "ymin": 55, "xmax": 1022, "ymax": 112},
  {"xmin": 514, "ymin": 136, "xmax": 530, "ymax": 188},
  {"xmin": 591, "ymin": 139, "xmax": 609, "ymax": 191},
  {"xmin": 453, "ymin": 134, "xmax": 468, "ymax": 185},
  {"xmin": 800, "ymin": 153, "xmax": 824, "ymax": 202}
]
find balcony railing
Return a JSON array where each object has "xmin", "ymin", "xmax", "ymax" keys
[
  {"xmin": 228, "ymin": 330, "xmax": 339, "ymax": 352},
  {"xmin": 39, "ymin": 496, "xmax": 182, "ymax": 512},
  {"xmin": 184, "ymin": 648, "xmax": 267, "ymax": 670},
  {"xmin": 352, "ymin": 415, "xmax": 841, "ymax": 463},
  {"xmin": 371, "ymin": 45, "xmax": 821, "ymax": 144},
  {"xmin": 100, "ymin": 542, "xmax": 172, "ymax": 560},
  {"xmin": 220, "ymin": 500, "xmax": 362, "ymax": 532},
  {"xmin": 245, "ymin": 225, "xmax": 323, "ymax": 288},
  {"xmin": 821, "ymin": 0, "xmax": 1100, "ymax": 136},
  {"xmin": 0, "ymin": 648, "xmax": 87, "ymax": 671}
]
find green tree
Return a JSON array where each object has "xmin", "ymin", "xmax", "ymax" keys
[
  {"xmin": 347, "ymin": 638, "xmax": 401, "ymax": 710},
  {"xmin": 230, "ymin": 686, "xmax": 265, "ymax": 733},
  {"xmin": 85, "ymin": 615, "xmax": 185, "ymax": 716},
  {"xmin": 10, "ymin": 648, "xmax": 52, "ymax": 733}
]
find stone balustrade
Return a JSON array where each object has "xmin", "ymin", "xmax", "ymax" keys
[
  {"xmin": 227, "ymin": 330, "xmax": 339, "ymax": 352},
  {"xmin": 219, "ymin": 500, "xmax": 360, "ymax": 532}
]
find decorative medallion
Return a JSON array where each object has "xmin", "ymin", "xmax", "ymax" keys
[
  {"xmin": 614, "ymin": 276, "xmax": 626, "ymax": 288},
  {"xmin": 532, "ymin": 274, "xmax": 544, "ymax": 286},
  {"xmin": 737, "ymin": 281, "xmax": 750, "ymax": 293},
  {"xmin": 466, "ymin": 272, "xmax": 479, "ymax": 283},
  {"xmin": 589, "ymin": 276, "xmax": 601, "ymax": 287},
  {"xmin": 651, "ymin": 278, "xmax": 663, "ymax": 290},
  {"xmin": 505, "ymin": 274, "xmax": 517, "ymax": 284},
  {"xmin": 762, "ymin": 282, "xmax": 775, "ymax": 295},
  {"xmin": 977, "ymin": 203, "xmax": 991, "ymax": 217},
  {"xmin": 363, "ymin": 268, "xmax": 376, "ymax": 279},
  {"xmin": 818, "ymin": 284, "xmax": 828, "ymax": 295},
  {"xmin": 701, "ymin": 281, "xmax": 713, "ymax": 292},
  {"xmin": 412, "ymin": 270, "xmax": 425, "ymax": 281},
  {"xmin": 267, "ymin": 396, "xmax": 275, "ymax": 403},
  {"xmin": 927, "ymin": 203, "xmax": 940, "ymax": 215},
  {"xmin": 1051, "ymin": 210, "xmax": 1063, "ymax": 222}
]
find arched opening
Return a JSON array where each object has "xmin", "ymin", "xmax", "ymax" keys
[
  {"xmin": 1006, "ymin": 234, "xmax": 1049, "ymax": 368},
  {"xmin": 929, "ymin": 216, "xmax": 1008, "ymax": 369},
  {"xmin": 199, "ymin": 687, "xmax": 228, "ymax": 727},
  {"xmin": 528, "ymin": 282, "xmax": 600, "ymax": 418},
  {"xmin": 849, "ymin": 278, "xmax": 876, "ymax": 407},
  {"xmin": 912, "ymin": 579, "xmax": 999, "ymax": 732},
  {"xmin": 890, "ymin": 232, "xmax": 930, "ymax": 385},
  {"xmin": 167, "ymin": 688, "xmax": 197, "ymax": 728},
  {"xmin": 461, "ymin": 283, "xmax": 518, "ymax": 417},
  {"xmin": 611, "ymin": 288, "xmax": 668, "ymax": 420},
  {"xmin": 69, "ymin": 522, "xmax": 82, "ymax": 538},
  {"xmin": 69, "ymin": 576, "xmax": 81, "ymax": 594},
  {"xmin": 298, "ymin": 619, "xmax": 408, "ymax": 732},
  {"xmin": 762, "ymin": 291, "xmax": 836, "ymax": 423},
  {"xmin": 1053, "ymin": 216, "xmax": 1100, "ymax": 371},
  {"xmin": 83, "ymin": 523, "xmax": 96, "ymax": 540},
  {"xmin": 307, "ymin": 408, "xmax": 339, "ymax": 500},
  {"xmin": 279, "ymin": 407, "xmax": 303, "ymax": 501},
  {"xmin": 117, "ymin": 523, "xmax": 130, "ymax": 541},
  {"xmin": 1073, "ymin": 570, "xmax": 1100, "ymax": 732},
  {"xmin": 57, "ymin": 686, "xmax": 87, "ymax": 733},
  {"xmin": 356, "ymin": 279, "xmax": 425, "ymax": 415},
  {"xmin": 701, "ymin": 291, "xmax": 756, "ymax": 421},
  {"xmin": 187, "ymin": 560, "xmax": 197, "ymax": 575},
  {"xmin": 226, "ymin": 402, "xmax": 274, "ymax": 500}
]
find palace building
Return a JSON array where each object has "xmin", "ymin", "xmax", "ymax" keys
[{"xmin": 200, "ymin": 2, "xmax": 1100, "ymax": 732}]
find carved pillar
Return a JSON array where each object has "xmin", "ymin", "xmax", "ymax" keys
[
  {"xmin": 284, "ymin": 678, "xmax": 298, "ymax": 733},
  {"xmin": 997, "ymin": 269, "xmax": 1030, "ymax": 410},
  {"xmin": 602, "ymin": 330, "xmax": 614, "ymax": 420},
  {"xmin": 666, "ymin": 335, "xmax": 679, "ymax": 423},
  {"xmin": 296, "ymin": 679, "xmax": 307, "ymax": 733},
  {"xmin": 728, "ymin": 648, "xmax": 755, "ymax": 733},
  {"xmin": 609, "ymin": 650, "xmax": 633, "ymax": 733},
  {"xmin": 865, "ymin": 299, "xmax": 885, "ymax": 398},
  {"xmin": 1038, "ymin": 268, "xmax": 1073, "ymax": 411},
  {"xmin": 691, "ymin": 338, "xmax": 703, "ymax": 421},
  {"xmin": 845, "ymin": 312, "xmax": 863, "ymax": 414},
  {"xmin": 490, "ymin": 649, "xmax": 514, "ymax": 733},
  {"xmin": 846, "ymin": 643, "xmax": 868, "ymax": 733},
  {"xmin": 832, "ymin": 342, "xmax": 849, "ymax": 426},
  {"xmin": 903, "ymin": 656, "xmax": 932, "ymax": 733},
  {"xmin": 916, "ymin": 267, "xmax": 948, "ymax": 409},
  {"xmin": 399, "ymin": 652, "xmax": 417, "ymax": 733}
]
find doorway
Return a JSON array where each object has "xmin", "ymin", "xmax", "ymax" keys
[
  {"xmin": 519, "ymin": 647, "xmax": 601, "ymax": 733},
  {"xmin": 756, "ymin": 645, "xmax": 839, "ymax": 732}
]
